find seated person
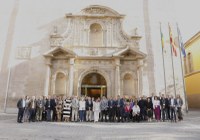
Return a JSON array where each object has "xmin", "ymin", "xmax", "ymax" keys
[
  {"xmin": 132, "ymin": 102, "xmax": 140, "ymax": 122},
  {"xmin": 124, "ymin": 102, "xmax": 131, "ymax": 122}
]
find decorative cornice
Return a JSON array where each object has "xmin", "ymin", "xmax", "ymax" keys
[
  {"xmin": 184, "ymin": 31, "xmax": 200, "ymax": 49},
  {"xmin": 185, "ymin": 70, "xmax": 200, "ymax": 78}
]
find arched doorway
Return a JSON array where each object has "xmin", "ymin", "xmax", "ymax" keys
[{"xmin": 81, "ymin": 73, "xmax": 107, "ymax": 98}]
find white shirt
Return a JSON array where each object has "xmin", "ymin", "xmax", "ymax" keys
[
  {"xmin": 132, "ymin": 105, "xmax": 140, "ymax": 114},
  {"xmin": 93, "ymin": 102, "xmax": 100, "ymax": 112},
  {"xmin": 22, "ymin": 99, "xmax": 25, "ymax": 108},
  {"xmin": 153, "ymin": 100, "xmax": 160, "ymax": 109},
  {"xmin": 79, "ymin": 100, "xmax": 86, "ymax": 110}
]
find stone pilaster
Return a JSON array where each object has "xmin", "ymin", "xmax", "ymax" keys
[
  {"xmin": 44, "ymin": 57, "xmax": 52, "ymax": 96},
  {"xmin": 69, "ymin": 58, "xmax": 75, "ymax": 96},
  {"xmin": 137, "ymin": 59, "xmax": 144, "ymax": 97},
  {"xmin": 115, "ymin": 58, "xmax": 121, "ymax": 96}
]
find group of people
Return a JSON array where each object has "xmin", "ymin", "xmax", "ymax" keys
[{"xmin": 17, "ymin": 93, "xmax": 184, "ymax": 123}]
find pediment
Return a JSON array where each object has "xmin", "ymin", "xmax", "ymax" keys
[
  {"xmin": 80, "ymin": 5, "xmax": 124, "ymax": 17},
  {"xmin": 113, "ymin": 46, "xmax": 146, "ymax": 59},
  {"xmin": 43, "ymin": 47, "xmax": 76, "ymax": 58}
]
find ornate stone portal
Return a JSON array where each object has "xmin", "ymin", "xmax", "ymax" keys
[{"xmin": 44, "ymin": 5, "xmax": 146, "ymax": 98}]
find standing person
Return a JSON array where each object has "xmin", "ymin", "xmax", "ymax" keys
[
  {"xmin": 71, "ymin": 96, "xmax": 79, "ymax": 122},
  {"xmin": 63, "ymin": 96, "xmax": 72, "ymax": 122},
  {"xmin": 146, "ymin": 97, "xmax": 153, "ymax": 122},
  {"xmin": 100, "ymin": 96, "xmax": 108, "ymax": 122},
  {"xmin": 116, "ymin": 95, "xmax": 124, "ymax": 122},
  {"xmin": 153, "ymin": 96, "xmax": 161, "ymax": 121},
  {"xmin": 23, "ymin": 96, "xmax": 30, "ymax": 122},
  {"xmin": 79, "ymin": 96, "xmax": 86, "ymax": 122},
  {"xmin": 93, "ymin": 98, "xmax": 101, "ymax": 123},
  {"xmin": 176, "ymin": 95, "xmax": 183, "ymax": 121},
  {"xmin": 160, "ymin": 94, "xmax": 166, "ymax": 122},
  {"xmin": 169, "ymin": 95, "xmax": 177, "ymax": 122},
  {"xmin": 36, "ymin": 96, "xmax": 45, "ymax": 121},
  {"xmin": 138, "ymin": 96, "xmax": 147, "ymax": 121},
  {"xmin": 165, "ymin": 95, "xmax": 171, "ymax": 120},
  {"xmin": 17, "ymin": 95, "xmax": 26, "ymax": 123},
  {"xmin": 108, "ymin": 97, "xmax": 115, "ymax": 122},
  {"xmin": 91, "ymin": 97, "xmax": 95, "ymax": 121},
  {"xmin": 86, "ymin": 97, "xmax": 93, "ymax": 122},
  {"xmin": 28, "ymin": 96, "xmax": 37, "ymax": 122},
  {"xmin": 45, "ymin": 96, "xmax": 52, "ymax": 121},
  {"xmin": 51, "ymin": 95, "xmax": 57, "ymax": 122},
  {"xmin": 132, "ymin": 102, "xmax": 140, "ymax": 122},
  {"xmin": 56, "ymin": 96, "xmax": 63, "ymax": 122}
]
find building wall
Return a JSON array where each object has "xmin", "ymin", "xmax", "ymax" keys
[{"xmin": 185, "ymin": 34, "xmax": 200, "ymax": 108}]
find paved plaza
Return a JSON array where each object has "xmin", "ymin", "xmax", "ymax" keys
[{"xmin": 0, "ymin": 110, "xmax": 200, "ymax": 140}]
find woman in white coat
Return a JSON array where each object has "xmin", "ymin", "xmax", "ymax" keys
[{"xmin": 93, "ymin": 98, "xmax": 101, "ymax": 123}]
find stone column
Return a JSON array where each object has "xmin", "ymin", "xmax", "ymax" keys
[
  {"xmin": 137, "ymin": 59, "xmax": 144, "ymax": 97},
  {"xmin": 69, "ymin": 58, "xmax": 75, "ymax": 96},
  {"xmin": 115, "ymin": 58, "xmax": 121, "ymax": 96},
  {"xmin": 44, "ymin": 57, "xmax": 52, "ymax": 96}
]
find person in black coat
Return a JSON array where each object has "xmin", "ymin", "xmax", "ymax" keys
[
  {"xmin": 17, "ymin": 96, "xmax": 26, "ymax": 123},
  {"xmin": 86, "ymin": 97, "xmax": 93, "ymax": 122},
  {"xmin": 108, "ymin": 97, "xmax": 116, "ymax": 122},
  {"xmin": 160, "ymin": 94, "xmax": 166, "ymax": 121},
  {"xmin": 138, "ymin": 96, "xmax": 147, "ymax": 121},
  {"xmin": 146, "ymin": 97, "xmax": 153, "ymax": 122}
]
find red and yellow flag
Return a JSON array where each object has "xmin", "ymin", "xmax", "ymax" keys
[{"xmin": 168, "ymin": 24, "xmax": 177, "ymax": 56}]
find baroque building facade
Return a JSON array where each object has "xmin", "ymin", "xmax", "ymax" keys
[
  {"xmin": 44, "ymin": 5, "xmax": 146, "ymax": 98},
  {"xmin": 0, "ymin": 5, "xmax": 148, "ymax": 112}
]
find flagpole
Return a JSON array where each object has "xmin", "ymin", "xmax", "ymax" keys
[
  {"xmin": 168, "ymin": 23, "xmax": 177, "ymax": 97},
  {"xmin": 176, "ymin": 23, "xmax": 189, "ymax": 113},
  {"xmin": 160, "ymin": 23, "xmax": 167, "ymax": 95}
]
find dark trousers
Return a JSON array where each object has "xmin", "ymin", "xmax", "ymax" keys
[
  {"xmin": 116, "ymin": 107, "xmax": 124, "ymax": 122},
  {"xmin": 17, "ymin": 108, "xmax": 24, "ymax": 123},
  {"xmin": 166, "ymin": 107, "xmax": 170, "ymax": 120},
  {"xmin": 161, "ymin": 107, "xmax": 166, "ymax": 121},
  {"xmin": 52, "ymin": 108, "xmax": 57, "ymax": 121},
  {"xmin": 124, "ymin": 112, "xmax": 131, "ymax": 122},
  {"xmin": 29, "ymin": 108, "xmax": 36, "ymax": 122},
  {"xmin": 101, "ymin": 110, "xmax": 107, "ymax": 122},
  {"xmin": 108, "ymin": 108, "xmax": 115, "ymax": 122},
  {"xmin": 170, "ymin": 107, "xmax": 176, "ymax": 122},
  {"xmin": 140, "ymin": 108, "xmax": 146, "ymax": 121},
  {"xmin": 133, "ymin": 114, "xmax": 140, "ymax": 122},
  {"xmin": 177, "ymin": 107, "xmax": 183, "ymax": 120}
]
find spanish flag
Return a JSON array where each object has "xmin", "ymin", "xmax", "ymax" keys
[{"xmin": 168, "ymin": 24, "xmax": 177, "ymax": 56}]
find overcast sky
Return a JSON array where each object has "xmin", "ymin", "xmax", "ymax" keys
[{"xmin": 0, "ymin": 0, "xmax": 199, "ymax": 93}]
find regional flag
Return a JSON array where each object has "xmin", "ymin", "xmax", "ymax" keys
[
  {"xmin": 160, "ymin": 24, "xmax": 165, "ymax": 48},
  {"xmin": 177, "ymin": 25, "xmax": 186, "ymax": 57},
  {"xmin": 168, "ymin": 24, "xmax": 177, "ymax": 56}
]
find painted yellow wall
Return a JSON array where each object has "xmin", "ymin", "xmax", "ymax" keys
[
  {"xmin": 185, "ymin": 36, "xmax": 200, "ymax": 71},
  {"xmin": 185, "ymin": 34, "xmax": 200, "ymax": 108},
  {"xmin": 185, "ymin": 72, "xmax": 200, "ymax": 94}
]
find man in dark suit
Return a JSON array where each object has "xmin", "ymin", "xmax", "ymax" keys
[
  {"xmin": 160, "ymin": 94, "xmax": 166, "ymax": 121},
  {"xmin": 17, "ymin": 96, "xmax": 26, "ymax": 123},
  {"xmin": 165, "ymin": 95, "xmax": 170, "ymax": 120},
  {"xmin": 116, "ymin": 95, "xmax": 125, "ymax": 122},
  {"xmin": 108, "ymin": 97, "xmax": 116, "ymax": 122},
  {"xmin": 86, "ymin": 97, "xmax": 93, "ymax": 122}
]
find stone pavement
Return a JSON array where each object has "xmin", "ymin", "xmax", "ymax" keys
[{"xmin": 0, "ymin": 110, "xmax": 200, "ymax": 140}]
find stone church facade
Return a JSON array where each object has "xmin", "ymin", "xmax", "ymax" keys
[
  {"xmin": 0, "ymin": 5, "xmax": 146, "ymax": 111},
  {"xmin": 43, "ymin": 5, "xmax": 146, "ymax": 98}
]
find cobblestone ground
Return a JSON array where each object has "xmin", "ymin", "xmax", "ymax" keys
[{"xmin": 0, "ymin": 110, "xmax": 200, "ymax": 140}]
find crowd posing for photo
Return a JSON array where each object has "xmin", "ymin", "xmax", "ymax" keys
[{"xmin": 17, "ymin": 94, "xmax": 184, "ymax": 123}]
